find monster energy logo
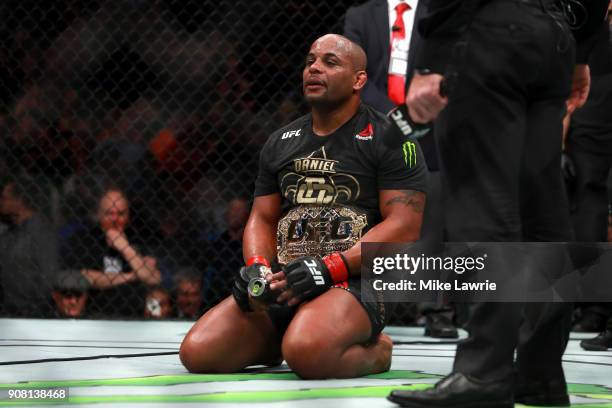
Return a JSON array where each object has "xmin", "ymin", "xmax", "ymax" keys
[{"xmin": 402, "ymin": 141, "xmax": 417, "ymax": 168}]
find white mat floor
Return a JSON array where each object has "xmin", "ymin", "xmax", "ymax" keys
[{"xmin": 0, "ymin": 319, "xmax": 611, "ymax": 407}]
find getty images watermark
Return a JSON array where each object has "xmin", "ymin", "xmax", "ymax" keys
[
  {"xmin": 360, "ymin": 242, "xmax": 612, "ymax": 303},
  {"xmin": 371, "ymin": 252, "xmax": 497, "ymax": 292}
]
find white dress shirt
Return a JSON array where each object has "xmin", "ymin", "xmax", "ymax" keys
[
  {"xmin": 387, "ymin": 0, "xmax": 418, "ymax": 76},
  {"xmin": 388, "ymin": 0, "xmax": 418, "ymax": 39}
]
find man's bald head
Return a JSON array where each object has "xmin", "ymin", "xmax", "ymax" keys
[
  {"xmin": 303, "ymin": 33, "xmax": 368, "ymax": 109},
  {"xmin": 311, "ymin": 34, "xmax": 367, "ymax": 72}
]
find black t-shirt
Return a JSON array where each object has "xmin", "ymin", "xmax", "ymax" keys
[
  {"xmin": 255, "ymin": 104, "xmax": 429, "ymax": 264},
  {"xmin": 62, "ymin": 225, "xmax": 150, "ymax": 317}
]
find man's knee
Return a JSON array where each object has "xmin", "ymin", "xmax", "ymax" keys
[
  {"xmin": 179, "ymin": 331, "xmax": 233, "ymax": 373},
  {"xmin": 282, "ymin": 332, "xmax": 337, "ymax": 379}
]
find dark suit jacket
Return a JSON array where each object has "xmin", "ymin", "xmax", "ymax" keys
[
  {"xmin": 344, "ymin": 0, "xmax": 438, "ymax": 170},
  {"xmin": 344, "ymin": 0, "xmax": 425, "ymax": 113}
]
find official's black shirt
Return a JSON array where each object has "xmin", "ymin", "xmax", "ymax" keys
[
  {"xmin": 255, "ymin": 104, "xmax": 428, "ymax": 264},
  {"xmin": 62, "ymin": 225, "xmax": 150, "ymax": 317}
]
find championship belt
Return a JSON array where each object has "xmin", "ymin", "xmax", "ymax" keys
[{"xmin": 277, "ymin": 205, "xmax": 369, "ymax": 264}]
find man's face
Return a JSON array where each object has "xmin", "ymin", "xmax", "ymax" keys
[
  {"xmin": 302, "ymin": 35, "xmax": 359, "ymax": 107},
  {"xmin": 176, "ymin": 281, "xmax": 202, "ymax": 317},
  {"xmin": 97, "ymin": 190, "xmax": 130, "ymax": 232},
  {"xmin": 52, "ymin": 290, "xmax": 88, "ymax": 317}
]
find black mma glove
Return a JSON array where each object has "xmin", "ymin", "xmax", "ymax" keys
[
  {"xmin": 386, "ymin": 74, "xmax": 448, "ymax": 141},
  {"xmin": 284, "ymin": 253, "xmax": 349, "ymax": 302},
  {"xmin": 388, "ymin": 104, "xmax": 431, "ymax": 140}
]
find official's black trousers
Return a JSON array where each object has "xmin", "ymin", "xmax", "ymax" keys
[
  {"xmin": 567, "ymin": 126, "xmax": 612, "ymax": 334},
  {"xmin": 435, "ymin": 0, "xmax": 575, "ymax": 381},
  {"xmin": 418, "ymin": 171, "xmax": 450, "ymax": 315},
  {"xmin": 568, "ymin": 147, "xmax": 612, "ymax": 242}
]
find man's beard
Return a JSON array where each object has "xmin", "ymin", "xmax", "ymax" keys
[{"xmin": 305, "ymin": 92, "xmax": 350, "ymax": 110}]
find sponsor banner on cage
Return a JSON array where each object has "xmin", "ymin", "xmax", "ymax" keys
[{"xmin": 361, "ymin": 242, "xmax": 612, "ymax": 303}]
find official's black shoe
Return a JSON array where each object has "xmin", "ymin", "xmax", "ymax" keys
[
  {"xmin": 572, "ymin": 312, "xmax": 606, "ymax": 333},
  {"xmin": 515, "ymin": 379, "xmax": 570, "ymax": 406},
  {"xmin": 580, "ymin": 330, "xmax": 612, "ymax": 351},
  {"xmin": 424, "ymin": 313, "xmax": 459, "ymax": 339},
  {"xmin": 387, "ymin": 372, "xmax": 514, "ymax": 408}
]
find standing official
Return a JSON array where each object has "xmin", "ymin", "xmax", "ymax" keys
[
  {"xmin": 569, "ymin": 5, "xmax": 612, "ymax": 351},
  {"xmin": 388, "ymin": 0, "xmax": 609, "ymax": 407}
]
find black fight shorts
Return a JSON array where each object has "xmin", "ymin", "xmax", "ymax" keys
[{"xmin": 266, "ymin": 277, "xmax": 387, "ymax": 344}]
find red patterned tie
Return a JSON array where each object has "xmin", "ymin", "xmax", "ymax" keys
[{"xmin": 388, "ymin": 2, "xmax": 411, "ymax": 105}]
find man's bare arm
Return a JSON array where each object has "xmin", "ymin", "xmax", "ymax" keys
[
  {"xmin": 81, "ymin": 269, "xmax": 137, "ymax": 289},
  {"xmin": 242, "ymin": 193, "xmax": 282, "ymax": 263},
  {"xmin": 342, "ymin": 189, "xmax": 425, "ymax": 275},
  {"xmin": 105, "ymin": 229, "xmax": 161, "ymax": 286}
]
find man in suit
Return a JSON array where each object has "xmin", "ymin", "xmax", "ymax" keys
[
  {"xmin": 344, "ymin": 0, "xmax": 458, "ymax": 339},
  {"xmin": 344, "ymin": 0, "xmax": 422, "ymax": 113}
]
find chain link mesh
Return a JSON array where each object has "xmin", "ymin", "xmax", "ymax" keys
[{"xmin": 0, "ymin": 0, "xmax": 419, "ymax": 324}]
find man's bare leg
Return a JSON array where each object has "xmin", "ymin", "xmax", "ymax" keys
[
  {"xmin": 180, "ymin": 296, "xmax": 282, "ymax": 373},
  {"xmin": 281, "ymin": 288, "xmax": 392, "ymax": 379}
]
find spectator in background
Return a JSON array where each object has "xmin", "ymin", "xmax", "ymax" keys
[
  {"xmin": 144, "ymin": 286, "xmax": 173, "ymax": 319},
  {"xmin": 174, "ymin": 267, "xmax": 204, "ymax": 319},
  {"xmin": 200, "ymin": 197, "xmax": 250, "ymax": 307},
  {"xmin": 62, "ymin": 186, "xmax": 161, "ymax": 317},
  {"xmin": 0, "ymin": 176, "xmax": 58, "ymax": 317},
  {"xmin": 51, "ymin": 270, "xmax": 90, "ymax": 318}
]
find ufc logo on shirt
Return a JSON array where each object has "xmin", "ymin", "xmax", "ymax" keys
[
  {"xmin": 281, "ymin": 129, "xmax": 301, "ymax": 140},
  {"xmin": 305, "ymin": 259, "xmax": 325, "ymax": 285}
]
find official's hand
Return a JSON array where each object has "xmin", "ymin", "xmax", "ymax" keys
[
  {"xmin": 405, "ymin": 72, "xmax": 448, "ymax": 124},
  {"xmin": 567, "ymin": 64, "xmax": 590, "ymax": 114},
  {"xmin": 105, "ymin": 228, "xmax": 129, "ymax": 252}
]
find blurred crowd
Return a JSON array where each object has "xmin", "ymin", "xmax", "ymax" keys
[{"xmin": 0, "ymin": 0, "xmax": 355, "ymax": 319}]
